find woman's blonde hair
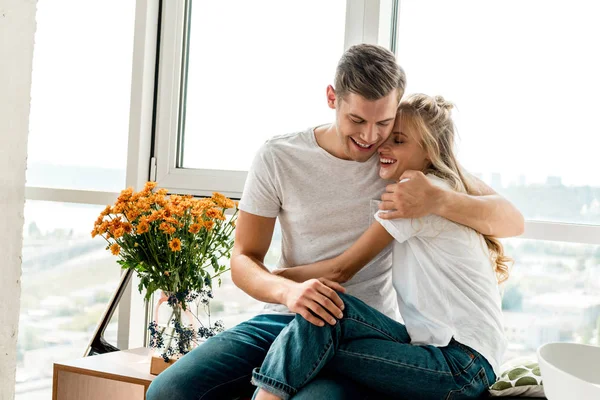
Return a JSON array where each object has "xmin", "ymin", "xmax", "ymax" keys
[{"xmin": 398, "ymin": 93, "xmax": 512, "ymax": 283}]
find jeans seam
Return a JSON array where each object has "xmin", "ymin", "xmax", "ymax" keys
[
  {"xmin": 198, "ymin": 373, "xmax": 251, "ymax": 400},
  {"xmin": 444, "ymin": 366, "xmax": 486, "ymax": 400},
  {"xmin": 300, "ymin": 337, "xmax": 334, "ymax": 386},
  {"xmin": 451, "ymin": 342, "xmax": 479, "ymax": 375},
  {"xmin": 344, "ymin": 316, "xmax": 402, "ymax": 343},
  {"xmin": 338, "ymin": 348, "xmax": 453, "ymax": 376}
]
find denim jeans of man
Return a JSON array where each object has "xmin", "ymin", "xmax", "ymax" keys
[
  {"xmin": 146, "ymin": 313, "xmax": 373, "ymax": 400},
  {"xmin": 252, "ymin": 293, "xmax": 496, "ymax": 400}
]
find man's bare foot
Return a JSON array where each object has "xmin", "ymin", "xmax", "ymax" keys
[{"xmin": 254, "ymin": 388, "xmax": 282, "ymax": 400}]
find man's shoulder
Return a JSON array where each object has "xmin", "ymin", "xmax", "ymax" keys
[{"xmin": 261, "ymin": 128, "xmax": 314, "ymax": 151}]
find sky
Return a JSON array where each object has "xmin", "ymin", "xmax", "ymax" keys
[{"xmin": 27, "ymin": 0, "xmax": 600, "ymax": 190}]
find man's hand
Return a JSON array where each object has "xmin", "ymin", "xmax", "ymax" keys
[
  {"xmin": 378, "ymin": 170, "xmax": 444, "ymax": 220},
  {"xmin": 283, "ymin": 278, "xmax": 346, "ymax": 327}
]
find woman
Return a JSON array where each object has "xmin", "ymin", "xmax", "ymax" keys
[{"xmin": 252, "ymin": 93, "xmax": 510, "ymax": 400}]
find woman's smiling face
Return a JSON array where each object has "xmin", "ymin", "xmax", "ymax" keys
[{"xmin": 378, "ymin": 112, "xmax": 430, "ymax": 181}]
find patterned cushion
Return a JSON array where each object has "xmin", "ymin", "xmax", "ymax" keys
[{"xmin": 488, "ymin": 359, "xmax": 546, "ymax": 397}]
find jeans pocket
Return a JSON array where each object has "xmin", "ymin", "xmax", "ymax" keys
[{"xmin": 445, "ymin": 367, "xmax": 489, "ymax": 400}]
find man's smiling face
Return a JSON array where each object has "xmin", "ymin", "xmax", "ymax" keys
[{"xmin": 333, "ymin": 89, "xmax": 399, "ymax": 162}]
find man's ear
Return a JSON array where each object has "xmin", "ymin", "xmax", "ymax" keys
[{"xmin": 326, "ymin": 85, "xmax": 337, "ymax": 110}]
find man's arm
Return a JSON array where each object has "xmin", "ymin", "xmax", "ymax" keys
[
  {"xmin": 378, "ymin": 170, "xmax": 525, "ymax": 238},
  {"xmin": 230, "ymin": 210, "xmax": 347, "ymax": 326},
  {"xmin": 274, "ymin": 222, "xmax": 394, "ymax": 283}
]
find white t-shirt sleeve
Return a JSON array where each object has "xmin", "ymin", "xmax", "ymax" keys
[
  {"xmin": 374, "ymin": 175, "xmax": 455, "ymax": 243},
  {"xmin": 374, "ymin": 212, "xmax": 421, "ymax": 243},
  {"xmin": 238, "ymin": 142, "xmax": 281, "ymax": 218},
  {"xmin": 374, "ymin": 212, "xmax": 446, "ymax": 243}
]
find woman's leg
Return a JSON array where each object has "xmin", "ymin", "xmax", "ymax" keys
[{"xmin": 252, "ymin": 293, "xmax": 493, "ymax": 400}]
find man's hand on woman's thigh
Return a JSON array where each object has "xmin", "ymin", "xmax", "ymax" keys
[{"xmin": 282, "ymin": 278, "xmax": 346, "ymax": 327}]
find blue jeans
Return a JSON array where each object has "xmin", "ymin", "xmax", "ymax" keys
[
  {"xmin": 146, "ymin": 313, "xmax": 373, "ymax": 400},
  {"xmin": 252, "ymin": 293, "xmax": 496, "ymax": 400}
]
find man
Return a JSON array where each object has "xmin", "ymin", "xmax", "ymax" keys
[{"xmin": 147, "ymin": 44, "xmax": 524, "ymax": 400}]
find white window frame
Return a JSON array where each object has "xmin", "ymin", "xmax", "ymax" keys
[
  {"xmin": 152, "ymin": 0, "xmax": 396, "ymax": 199},
  {"xmin": 24, "ymin": 0, "xmax": 160, "ymax": 351},
  {"xmin": 28, "ymin": 0, "xmax": 593, "ymax": 355},
  {"xmin": 151, "ymin": 0, "xmax": 600, "ymax": 247}
]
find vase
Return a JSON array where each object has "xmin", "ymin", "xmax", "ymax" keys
[
  {"xmin": 147, "ymin": 288, "xmax": 225, "ymax": 375},
  {"xmin": 148, "ymin": 290, "xmax": 199, "ymax": 375}
]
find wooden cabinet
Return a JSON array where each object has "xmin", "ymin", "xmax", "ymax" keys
[{"xmin": 53, "ymin": 348, "xmax": 155, "ymax": 400}]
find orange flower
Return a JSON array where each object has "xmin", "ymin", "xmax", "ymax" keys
[
  {"xmin": 97, "ymin": 221, "xmax": 110, "ymax": 235},
  {"xmin": 144, "ymin": 181, "xmax": 157, "ymax": 193},
  {"xmin": 160, "ymin": 222, "xmax": 176, "ymax": 235},
  {"xmin": 91, "ymin": 228, "xmax": 98, "ymax": 238},
  {"xmin": 118, "ymin": 187, "xmax": 134, "ymax": 202},
  {"xmin": 110, "ymin": 243, "xmax": 120, "ymax": 255},
  {"xmin": 169, "ymin": 238, "xmax": 182, "ymax": 252},
  {"xmin": 137, "ymin": 222, "xmax": 149, "ymax": 234},
  {"xmin": 125, "ymin": 209, "xmax": 140, "ymax": 221},
  {"xmin": 100, "ymin": 205, "xmax": 112, "ymax": 217},
  {"xmin": 204, "ymin": 220, "xmax": 215, "ymax": 230},
  {"xmin": 206, "ymin": 208, "xmax": 225, "ymax": 220},
  {"xmin": 122, "ymin": 223, "xmax": 133, "ymax": 234},
  {"xmin": 113, "ymin": 227, "xmax": 125, "ymax": 239},
  {"xmin": 189, "ymin": 223, "xmax": 202, "ymax": 234},
  {"xmin": 195, "ymin": 198, "xmax": 215, "ymax": 211},
  {"xmin": 212, "ymin": 192, "xmax": 235, "ymax": 209}
]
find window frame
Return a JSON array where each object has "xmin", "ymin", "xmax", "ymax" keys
[
  {"xmin": 23, "ymin": 0, "xmax": 160, "ymax": 351},
  {"xmin": 25, "ymin": 0, "xmax": 600, "ymax": 365},
  {"xmin": 152, "ymin": 0, "xmax": 398, "ymax": 199}
]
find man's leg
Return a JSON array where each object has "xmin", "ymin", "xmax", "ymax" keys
[
  {"xmin": 252, "ymin": 293, "xmax": 493, "ymax": 400},
  {"xmin": 253, "ymin": 371, "xmax": 378, "ymax": 400},
  {"xmin": 146, "ymin": 314, "xmax": 293, "ymax": 400}
]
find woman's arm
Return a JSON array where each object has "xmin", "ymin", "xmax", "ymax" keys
[
  {"xmin": 275, "ymin": 222, "xmax": 394, "ymax": 283},
  {"xmin": 378, "ymin": 170, "xmax": 524, "ymax": 237}
]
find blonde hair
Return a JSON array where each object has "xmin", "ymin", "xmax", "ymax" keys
[{"xmin": 398, "ymin": 93, "xmax": 512, "ymax": 284}]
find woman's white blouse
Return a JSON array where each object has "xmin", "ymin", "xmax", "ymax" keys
[{"xmin": 375, "ymin": 175, "xmax": 507, "ymax": 375}]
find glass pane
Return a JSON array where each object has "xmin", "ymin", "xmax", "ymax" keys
[
  {"xmin": 182, "ymin": 0, "xmax": 347, "ymax": 171},
  {"xmin": 397, "ymin": 0, "xmax": 600, "ymax": 224},
  {"xmin": 26, "ymin": 0, "xmax": 136, "ymax": 192},
  {"xmin": 15, "ymin": 201, "xmax": 121, "ymax": 400},
  {"xmin": 502, "ymin": 238, "xmax": 600, "ymax": 362},
  {"xmin": 210, "ymin": 221, "xmax": 281, "ymax": 328}
]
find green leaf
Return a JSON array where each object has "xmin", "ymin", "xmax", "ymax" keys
[{"xmin": 211, "ymin": 256, "xmax": 219, "ymax": 272}]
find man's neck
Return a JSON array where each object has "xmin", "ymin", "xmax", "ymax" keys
[{"xmin": 314, "ymin": 124, "xmax": 350, "ymax": 160}]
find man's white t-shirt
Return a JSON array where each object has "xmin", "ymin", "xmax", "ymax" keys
[
  {"xmin": 375, "ymin": 174, "xmax": 507, "ymax": 375},
  {"xmin": 239, "ymin": 128, "xmax": 399, "ymax": 318}
]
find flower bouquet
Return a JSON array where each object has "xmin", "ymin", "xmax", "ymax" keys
[{"xmin": 92, "ymin": 182, "xmax": 238, "ymax": 372}]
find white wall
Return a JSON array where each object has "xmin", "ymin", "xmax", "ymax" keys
[{"xmin": 0, "ymin": 0, "xmax": 37, "ymax": 398}]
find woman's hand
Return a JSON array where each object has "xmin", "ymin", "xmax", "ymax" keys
[{"xmin": 282, "ymin": 278, "xmax": 346, "ymax": 327}]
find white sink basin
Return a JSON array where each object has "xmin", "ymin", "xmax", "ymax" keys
[{"xmin": 537, "ymin": 342, "xmax": 600, "ymax": 400}]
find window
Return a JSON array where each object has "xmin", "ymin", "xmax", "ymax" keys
[
  {"xmin": 154, "ymin": 0, "xmax": 399, "ymax": 197},
  {"xmin": 502, "ymin": 239, "xmax": 600, "ymax": 360},
  {"xmin": 396, "ymin": 0, "xmax": 600, "ymax": 361},
  {"xmin": 182, "ymin": 1, "xmax": 347, "ymax": 172},
  {"xmin": 26, "ymin": 0, "xmax": 136, "ymax": 193},
  {"xmin": 396, "ymin": 0, "xmax": 600, "ymax": 224},
  {"xmin": 16, "ymin": 201, "xmax": 121, "ymax": 399},
  {"xmin": 17, "ymin": 0, "xmax": 143, "ymax": 397}
]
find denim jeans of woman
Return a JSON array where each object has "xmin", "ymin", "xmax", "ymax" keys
[
  {"xmin": 146, "ymin": 313, "xmax": 374, "ymax": 400},
  {"xmin": 252, "ymin": 293, "xmax": 496, "ymax": 400}
]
